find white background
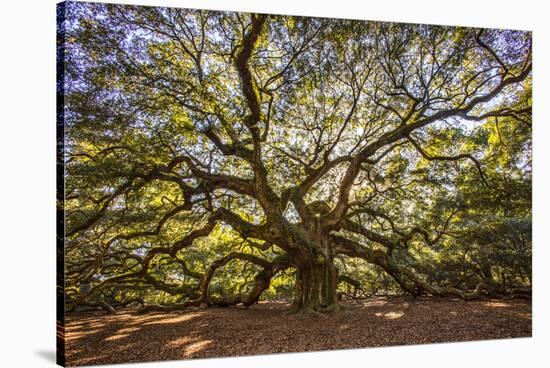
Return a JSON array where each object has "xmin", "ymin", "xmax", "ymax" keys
[{"xmin": 0, "ymin": 0, "xmax": 548, "ymax": 367}]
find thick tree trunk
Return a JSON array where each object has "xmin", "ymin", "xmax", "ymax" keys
[
  {"xmin": 290, "ymin": 262, "xmax": 339, "ymax": 314},
  {"xmin": 290, "ymin": 232, "xmax": 342, "ymax": 315}
]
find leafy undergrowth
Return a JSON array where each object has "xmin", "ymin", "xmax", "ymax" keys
[{"xmin": 65, "ymin": 297, "xmax": 531, "ymax": 366}]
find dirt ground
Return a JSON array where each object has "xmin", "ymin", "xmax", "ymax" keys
[{"xmin": 64, "ymin": 297, "xmax": 531, "ymax": 366}]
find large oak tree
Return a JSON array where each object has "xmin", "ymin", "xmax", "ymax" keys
[{"xmin": 60, "ymin": 2, "xmax": 532, "ymax": 314}]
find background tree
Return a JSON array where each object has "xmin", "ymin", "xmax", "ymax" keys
[{"xmin": 61, "ymin": 2, "xmax": 532, "ymax": 315}]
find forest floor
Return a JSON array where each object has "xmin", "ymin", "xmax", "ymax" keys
[{"xmin": 64, "ymin": 296, "xmax": 531, "ymax": 366}]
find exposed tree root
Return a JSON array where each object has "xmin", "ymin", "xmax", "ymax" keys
[
  {"xmin": 286, "ymin": 307, "xmax": 329, "ymax": 319},
  {"xmin": 319, "ymin": 302, "xmax": 347, "ymax": 313}
]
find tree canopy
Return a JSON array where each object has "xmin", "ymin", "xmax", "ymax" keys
[{"xmin": 60, "ymin": 2, "xmax": 532, "ymax": 314}]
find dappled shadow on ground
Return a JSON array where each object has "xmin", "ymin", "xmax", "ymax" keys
[{"xmin": 64, "ymin": 297, "xmax": 531, "ymax": 366}]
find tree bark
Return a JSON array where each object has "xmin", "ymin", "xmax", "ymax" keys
[{"xmin": 289, "ymin": 229, "xmax": 342, "ymax": 314}]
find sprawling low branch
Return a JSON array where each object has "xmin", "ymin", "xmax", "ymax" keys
[{"xmin": 139, "ymin": 252, "xmax": 291, "ymax": 312}]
